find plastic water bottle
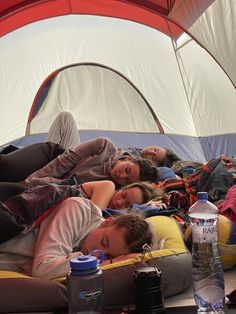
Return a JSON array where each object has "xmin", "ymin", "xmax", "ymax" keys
[
  {"xmin": 67, "ymin": 250, "xmax": 105, "ymax": 314},
  {"xmin": 188, "ymin": 192, "xmax": 225, "ymax": 313}
]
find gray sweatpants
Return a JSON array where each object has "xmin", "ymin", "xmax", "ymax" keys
[{"xmin": 46, "ymin": 111, "xmax": 81, "ymax": 149}]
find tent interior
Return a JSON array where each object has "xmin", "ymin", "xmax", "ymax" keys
[
  {"xmin": 0, "ymin": 0, "xmax": 235, "ymax": 163},
  {"xmin": 0, "ymin": 0, "xmax": 236, "ymax": 313}
]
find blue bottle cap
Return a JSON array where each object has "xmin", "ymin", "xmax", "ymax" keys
[
  {"xmin": 197, "ymin": 192, "xmax": 208, "ymax": 200},
  {"xmin": 70, "ymin": 250, "xmax": 105, "ymax": 272},
  {"xmin": 70, "ymin": 255, "xmax": 98, "ymax": 271}
]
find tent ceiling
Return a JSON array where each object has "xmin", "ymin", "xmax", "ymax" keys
[
  {"xmin": 1, "ymin": 0, "xmax": 234, "ymax": 87},
  {"xmin": 0, "ymin": 0, "xmax": 212, "ymax": 39}
]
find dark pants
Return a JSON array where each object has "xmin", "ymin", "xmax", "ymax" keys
[
  {"xmin": 0, "ymin": 182, "xmax": 27, "ymax": 201},
  {"xmin": 0, "ymin": 142, "xmax": 65, "ymax": 182}
]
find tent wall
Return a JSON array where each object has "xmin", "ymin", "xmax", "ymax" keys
[
  {"xmin": 28, "ymin": 65, "xmax": 163, "ymax": 134},
  {"xmin": 0, "ymin": 15, "xmax": 193, "ymax": 142},
  {"xmin": 171, "ymin": 0, "xmax": 236, "ymax": 87}
]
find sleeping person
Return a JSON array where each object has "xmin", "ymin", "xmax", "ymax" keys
[
  {"xmin": 0, "ymin": 180, "xmax": 163, "ymax": 244},
  {"xmin": 0, "ymin": 112, "xmax": 178, "ymax": 184},
  {"xmin": 0, "ymin": 136, "xmax": 160, "ymax": 186},
  {"xmin": 0, "ymin": 180, "xmax": 163, "ymax": 212},
  {"xmin": 0, "ymin": 196, "xmax": 154, "ymax": 280}
]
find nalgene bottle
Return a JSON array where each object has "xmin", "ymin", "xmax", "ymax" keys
[
  {"xmin": 67, "ymin": 250, "xmax": 104, "ymax": 314},
  {"xmin": 188, "ymin": 192, "xmax": 225, "ymax": 313}
]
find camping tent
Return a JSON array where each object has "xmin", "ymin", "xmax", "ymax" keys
[{"xmin": 0, "ymin": 0, "xmax": 235, "ymax": 163}]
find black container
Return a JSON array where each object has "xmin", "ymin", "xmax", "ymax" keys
[{"xmin": 133, "ymin": 266, "xmax": 165, "ymax": 314}]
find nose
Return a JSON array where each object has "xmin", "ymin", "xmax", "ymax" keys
[
  {"xmin": 115, "ymin": 199, "xmax": 124, "ymax": 209},
  {"xmin": 118, "ymin": 171, "xmax": 127, "ymax": 179},
  {"xmin": 116, "ymin": 172, "xmax": 127, "ymax": 185}
]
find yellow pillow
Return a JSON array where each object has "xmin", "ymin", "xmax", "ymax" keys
[
  {"xmin": 102, "ymin": 215, "xmax": 188, "ymax": 270},
  {"xmin": 0, "ymin": 271, "xmax": 31, "ymax": 279}
]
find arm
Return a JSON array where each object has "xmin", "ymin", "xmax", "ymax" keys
[
  {"xmin": 32, "ymin": 197, "xmax": 102, "ymax": 279},
  {"xmin": 24, "ymin": 137, "xmax": 117, "ymax": 185},
  {"xmin": 81, "ymin": 180, "xmax": 116, "ymax": 209}
]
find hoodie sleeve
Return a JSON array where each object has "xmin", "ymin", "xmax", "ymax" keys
[
  {"xmin": 24, "ymin": 137, "xmax": 117, "ymax": 186},
  {"xmin": 32, "ymin": 197, "xmax": 102, "ymax": 279}
]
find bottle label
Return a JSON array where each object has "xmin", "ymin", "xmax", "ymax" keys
[
  {"xmin": 79, "ymin": 288, "xmax": 102, "ymax": 300},
  {"xmin": 192, "ymin": 225, "xmax": 217, "ymax": 243}
]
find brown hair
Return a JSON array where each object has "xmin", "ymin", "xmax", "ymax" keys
[
  {"xmin": 160, "ymin": 148, "xmax": 181, "ymax": 168},
  {"xmin": 111, "ymin": 213, "xmax": 154, "ymax": 253},
  {"xmin": 121, "ymin": 181, "xmax": 164, "ymax": 204},
  {"xmin": 131, "ymin": 158, "xmax": 161, "ymax": 182}
]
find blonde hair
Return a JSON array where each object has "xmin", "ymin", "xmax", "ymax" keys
[{"xmin": 121, "ymin": 181, "xmax": 164, "ymax": 204}]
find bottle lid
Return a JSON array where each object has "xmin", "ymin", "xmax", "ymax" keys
[
  {"xmin": 70, "ymin": 255, "xmax": 98, "ymax": 271},
  {"xmin": 70, "ymin": 250, "xmax": 105, "ymax": 272},
  {"xmin": 197, "ymin": 192, "xmax": 208, "ymax": 200}
]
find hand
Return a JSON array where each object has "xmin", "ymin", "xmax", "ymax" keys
[{"xmin": 145, "ymin": 200, "xmax": 167, "ymax": 209}]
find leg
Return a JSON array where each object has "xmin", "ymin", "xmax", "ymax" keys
[
  {"xmin": 0, "ymin": 182, "xmax": 27, "ymax": 201},
  {"xmin": 0, "ymin": 142, "xmax": 65, "ymax": 182},
  {"xmin": 46, "ymin": 111, "xmax": 81, "ymax": 149}
]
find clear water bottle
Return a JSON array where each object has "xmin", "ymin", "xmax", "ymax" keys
[
  {"xmin": 67, "ymin": 250, "xmax": 104, "ymax": 314},
  {"xmin": 188, "ymin": 192, "xmax": 225, "ymax": 313}
]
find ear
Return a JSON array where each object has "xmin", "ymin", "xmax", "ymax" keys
[
  {"xmin": 124, "ymin": 156, "xmax": 133, "ymax": 161},
  {"xmin": 100, "ymin": 217, "xmax": 115, "ymax": 227}
]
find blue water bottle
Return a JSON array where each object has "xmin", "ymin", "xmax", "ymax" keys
[
  {"xmin": 67, "ymin": 250, "xmax": 105, "ymax": 313},
  {"xmin": 188, "ymin": 192, "xmax": 225, "ymax": 312}
]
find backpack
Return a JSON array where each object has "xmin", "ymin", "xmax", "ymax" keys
[
  {"xmin": 154, "ymin": 155, "xmax": 236, "ymax": 211},
  {"xmin": 171, "ymin": 160, "xmax": 203, "ymax": 176}
]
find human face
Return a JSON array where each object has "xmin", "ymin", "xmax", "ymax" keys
[
  {"xmin": 141, "ymin": 146, "xmax": 167, "ymax": 165},
  {"xmin": 110, "ymin": 158, "xmax": 140, "ymax": 185},
  {"xmin": 81, "ymin": 223, "xmax": 130, "ymax": 260},
  {"xmin": 109, "ymin": 187, "xmax": 144, "ymax": 210}
]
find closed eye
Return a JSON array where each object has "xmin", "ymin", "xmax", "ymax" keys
[
  {"xmin": 101, "ymin": 235, "xmax": 109, "ymax": 248},
  {"xmin": 122, "ymin": 190, "xmax": 127, "ymax": 198},
  {"xmin": 152, "ymin": 155, "xmax": 157, "ymax": 161},
  {"xmin": 122, "ymin": 190, "xmax": 131, "ymax": 208},
  {"xmin": 125, "ymin": 167, "xmax": 130, "ymax": 174}
]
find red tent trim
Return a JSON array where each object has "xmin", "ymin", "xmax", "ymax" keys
[{"xmin": 0, "ymin": 0, "xmax": 183, "ymax": 38}]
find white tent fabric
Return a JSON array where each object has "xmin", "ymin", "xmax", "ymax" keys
[
  {"xmin": 30, "ymin": 65, "xmax": 161, "ymax": 133},
  {"xmin": 171, "ymin": 0, "xmax": 236, "ymax": 87},
  {"xmin": 0, "ymin": 0, "xmax": 235, "ymax": 162}
]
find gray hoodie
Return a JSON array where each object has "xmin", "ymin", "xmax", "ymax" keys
[{"xmin": 24, "ymin": 137, "xmax": 127, "ymax": 187}]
